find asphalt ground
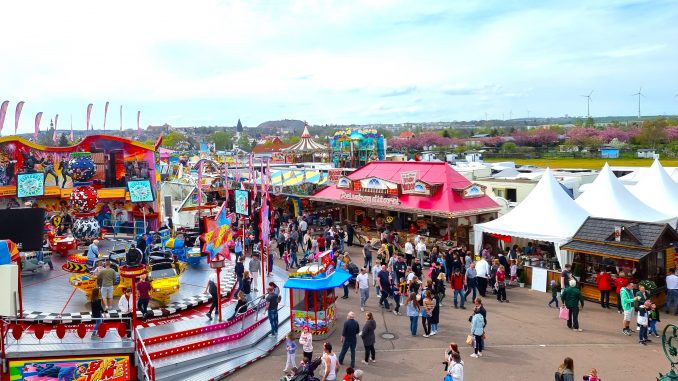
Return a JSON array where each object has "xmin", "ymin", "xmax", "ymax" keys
[{"xmin": 230, "ymin": 244, "xmax": 671, "ymax": 381}]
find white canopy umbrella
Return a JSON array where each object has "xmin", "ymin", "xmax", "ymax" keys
[
  {"xmin": 474, "ymin": 168, "xmax": 590, "ymax": 266},
  {"xmin": 629, "ymin": 159, "xmax": 678, "ymax": 219},
  {"xmin": 575, "ymin": 163, "xmax": 675, "ymax": 225}
]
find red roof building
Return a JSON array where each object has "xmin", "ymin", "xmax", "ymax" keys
[
  {"xmin": 310, "ymin": 161, "xmax": 500, "ymax": 218},
  {"xmin": 398, "ymin": 131, "xmax": 415, "ymax": 139}
]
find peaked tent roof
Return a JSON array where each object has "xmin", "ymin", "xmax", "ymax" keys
[
  {"xmin": 575, "ymin": 163, "xmax": 674, "ymax": 223},
  {"xmin": 282, "ymin": 124, "xmax": 328, "ymax": 152},
  {"xmin": 473, "ymin": 168, "xmax": 590, "ymax": 251},
  {"xmin": 629, "ymin": 159, "xmax": 678, "ymax": 218}
]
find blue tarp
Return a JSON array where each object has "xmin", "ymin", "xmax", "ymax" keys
[{"xmin": 284, "ymin": 269, "xmax": 352, "ymax": 291}]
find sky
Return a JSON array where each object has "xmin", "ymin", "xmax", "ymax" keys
[{"xmin": 1, "ymin": 0, "xmax": 678, "ymax": 133}]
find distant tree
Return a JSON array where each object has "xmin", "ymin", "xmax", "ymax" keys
[
  {"xmin": 162, "ymin": 131, "xmax": 189, "ymax": 150},
  {"xmin": 58, "ymin": 133, "xmax": 69, "ymax": 147},
  {"xmin": 441, "ymin": 129, "xmax": 451, "ymax": 138},
  {"xmin": 283, "ymin": 136, "xmax": 301, "ymax": 145},
  {"xmin": 237, "ymin": 134, "xmax": 251, "ymax": 151},
  {"xmin": 638, "ymin": 118, "xmax": 668, "ymax": 148},
  {"xmin": 377, "ymin": 129, "xmax": 393, "ymax": 139},
  {"xmin": 210, "ymin": 131, "xmax": 233, "ymax": 150},
  {"xmin": 500, "ymin": 141, "xmax": 517, "ymax": 153},
  {"xmin": 584, "ymin": 117, "xmax": 595, "ymax": 127}
]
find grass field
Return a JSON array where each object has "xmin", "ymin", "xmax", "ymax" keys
[{"xmin": 483, "ymin": 157, "xmax": 678, "ymax": 169}]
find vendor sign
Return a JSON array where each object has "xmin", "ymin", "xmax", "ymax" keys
[
  {"xmin": 234, "ymin": 189, "xmax": 250, "ymax": 216},
  {"xmin": 400, "ymin": 171, "xmax": 417, "ymax": 193},
  {"xmin": 328, "ymin": 169, "xmax": 342, "ymax": 184}
]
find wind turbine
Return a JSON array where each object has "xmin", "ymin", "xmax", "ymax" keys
[
  {"xmin": 581, "ymin": 90, "xmax": 593, "ymax": 118},
  {"xmin": 631, "ymin": 87, "xmax": 644, "ymax": 119}
]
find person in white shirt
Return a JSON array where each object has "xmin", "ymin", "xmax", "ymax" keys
[
  {"xmin": 447, "ymin": 352, "xmax": 464, "ymax": 381},
  {"xmin": 415, "ymin": 241, "xmax": 427, "ymax": 263},
  {"xmin": 355, "ymin": 267, "xmax": 370, "ymax": 312},
  {"xmin": 118, "ymin": 288, "xmax": 133, "ymax": 338},
  {"xmin": 666, "ymin": 269, "xmax": 678, "ymax": 314},
  {"xmin": 372, "ymin": 264, "xmax": 382, "ymax": 298},
  {"xmin": 475, "ymin": 257, "xmax": 490, "ymax": 297},
  {"xmin": 404, "ymin": 240, "xmax": 414, "ymax": 266}
]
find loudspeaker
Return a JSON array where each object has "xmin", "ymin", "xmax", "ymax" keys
[
  {"xmin": 0, "ymin": 265, "xmax": 18, "ymax": 316},
  {"xmin": 0, "ymin": 208, "xmax": 45, "ymax": 251},
  {"xmin": 164, "ymin": 196, "xmax": 173, "ymax": 218}
]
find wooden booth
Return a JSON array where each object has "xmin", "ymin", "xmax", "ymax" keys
[{"xmin": 562, "ymin": 217, "xmax": 678, "ymax": 306}]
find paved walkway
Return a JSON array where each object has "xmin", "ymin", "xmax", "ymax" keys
[{"xmin": 230, "ymin": 243, "xmax": 673, "ymax": 380}]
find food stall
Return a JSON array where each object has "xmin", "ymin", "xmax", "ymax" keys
[
  {"xmin": 283, "ymin": 251, "xmax": 352, "ymax": 339},
  {"xmin": 561, "ymin": 217, "xmax": 678, "ymax": 306}
]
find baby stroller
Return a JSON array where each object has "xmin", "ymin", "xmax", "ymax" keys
[
  {"xmin": 347, "ymin": 262, "xmax": 360, "ymax": 285},
  {"xmin": 299, "ymin": 251, "xmax": 314, "ymax": 267},
  {"xmin": 289, "ymin": 358, "xmax": 322, "ymax": 381}
]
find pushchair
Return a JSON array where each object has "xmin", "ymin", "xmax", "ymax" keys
[{"xmin": 288, "ymin": 358, "xmax": 322, "ymax": 381}]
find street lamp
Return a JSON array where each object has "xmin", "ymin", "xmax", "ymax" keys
[
  {"xmin": 658, "ymin": 324, "xmax": 678, "ymax": 380},
  {"xmin": 210, "ymin": 253, "xmax": 226, "ymax": 322}
]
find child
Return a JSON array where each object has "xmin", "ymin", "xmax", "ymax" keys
[
  {"xmin": 283, "ymin": 251, "xmax": 290, "ymax": 271},
  {"xmin": 342, "ymin": 367, "xmax": 356, "ymax": 381},
  {"xmin": 548, "ymin": 280, "xmax": 560, "ymax": 308},
  {"xmin": 584, "ymin": 368, "xmax": 601, "ymax": 381},
  {"xmin": 392, "ymin": 280, "xmax": 402, "ymax": 316},
  {"xmin": 649, "ymin": 303, "xmax": 661, "ymax": 338},
  {"xmin": 509, "ymin": 260, "xmax": 518, "ymax": 285},
  {"xmin": 637, "ymin": 299, "xmax": 650, "ymax": 345},
  {"xmin": 284, "ymin": 333, "xmax": 297, "ymax": 371}
]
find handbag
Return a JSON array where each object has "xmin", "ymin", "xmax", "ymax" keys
[
  {"xmin": 559, "ymin": 306, "xmax": 569, "ymax": 320},
  {"xmin": 465, "ymin": 334, "xmax": 473, "ymax": 345},
  {"xmin": 444, "ymin": 374, "xmax": 454, "ymax": 381}
]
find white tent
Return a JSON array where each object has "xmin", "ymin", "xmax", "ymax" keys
[
  {"xmin": 575, "ymin": 163, "xmax": 675, "ymax": 224},
  {"xmin": 473, "ymin": 168, "xmax": 590, "ymax": 266},
  {"xmin": 629, "ymin": 159, "xmax": 678, "ymax": 218}
]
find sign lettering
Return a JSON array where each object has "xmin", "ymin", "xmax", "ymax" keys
[{"xmin": 340, "ymin": 192, "xmax": 400, "ymax": 205}]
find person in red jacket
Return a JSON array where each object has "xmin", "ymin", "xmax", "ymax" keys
[
  {"xmin": 614, "ymin": 272, "xmax": 630, "ymax": 314},
  {"xmin": 450, "ymin": 268, "xmax": 466, "ymax": 309},
  {"xmin": 596, "ymin": 268, "xmax": 613, "ymax": 309}
]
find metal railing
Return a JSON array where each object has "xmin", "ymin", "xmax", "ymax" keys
[
  {"xmin": 235, "ymin": 295, "xmax": 267, "ymax": 330},
  {"xmin": 101, "ymin": 219, "xmax": 147, "ymax": 237},
  {"xmin": 135, "ymin": 325, "xmax": 155, "ymax": 381}
]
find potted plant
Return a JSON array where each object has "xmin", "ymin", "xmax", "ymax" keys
[{"xmin": 518, "ymin": 271, "xmax": 527, "ymax": 288}]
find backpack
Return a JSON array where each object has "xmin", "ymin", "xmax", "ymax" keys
[{"xmin": 554, "ymin": 371, "xmax": 563, "ymax": 381}]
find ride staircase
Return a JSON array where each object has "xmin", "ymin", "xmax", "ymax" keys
[{"xmin": 135, "ymin": 295, "xmax": 291, "ymax": 381}]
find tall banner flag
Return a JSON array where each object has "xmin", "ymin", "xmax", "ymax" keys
[
  {"xmin": 249, "ymin": 154, "xmax": 257, "ymax": 202},
  {"xmin": 224, "ymin": 164, "xmax": 230, "ymax": 203},
  {"xmin": 34, "ymin": 112, "xmax": 43, "ymax": 140},
  {"xmin": 103, "ymin": 101, "xmax": 109, "ymax": 131},
  {"xmin": 86, "ymin": 103, "xmax": 93, "ymax": 131},
  {"xmin": 197, "ymin": 161, "xmax": 203, "ymax": 206},
  {"xmin": 14, "ymin": 101, "xmax": 24, "ymax": 134},
  {"xmin": 70, "ymin": 114, "xmax": 74, "ymax": 141},
  {"xmin": 53, "ymin": 114, "xmax": 59, "ymax": 143},
  {"xmin": 137, "ymin": 110, "xmax": 141, "ymax": 136},
  {"xmin": 119, "ymin": 105, "xmax": 123, "ymax": 131},
  {"xmin": 0, "ymin": 100, "xmax": 9, "ymax": 134}
]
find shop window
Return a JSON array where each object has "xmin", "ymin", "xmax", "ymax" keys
[{"xmin": 506, "ymin": 188, "xmax": 517, "ymax": 203}]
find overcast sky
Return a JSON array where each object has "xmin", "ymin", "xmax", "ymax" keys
[{"xmin": 1, "ymin": 0, "xmax": 678, "ymax": 133}]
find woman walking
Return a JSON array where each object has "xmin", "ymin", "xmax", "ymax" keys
[
  {"xmin": 447, "ymin": 352, "xmax": 464, "ymax": 381},
  {"xmin": 469, "ymin": 306, "xmax": 485, "ymax": 358},
  {"xmin": 90, "ymin": 288, "xmax": 105, "ymax": 339},
  {"xmin": 556, "ymin": 357, "xmax": 575, "ymax": 381},
  {"xmin": 406, "ymin": 293, "xmax": 420, "ymax": 336},
  {"xmin": 360, "ymin": 312, "xmax": 377, "ymax": 365},
  {"xmin": 421, "ymin": 290, "xmax": 435, "ymax": 337}
]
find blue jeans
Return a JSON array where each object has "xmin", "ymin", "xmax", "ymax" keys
[
  {"xmin": 93, "ymin": 318, "xmax": 102, "ymax": 336},
  {"xmin": 666, "ymin": 289, "xmax": 678, "ymax": 314},
  {"xmin": 409, "ymin": 316, "xmax": 418, "ymax": 336},
  {"xmin": 338, "ymin": 340, "xmax": 356, "ymax": 368},
  {"xmin": 465, "ymin": 278, "xmax": 477, "ymax": 301},
  {"xmin": 364, "ymin": 256, "xmax": 372, "ymax": 272},
  {"xmin": 359, "ymin": 288, "xmax": 369, "ymax": 307},
  {"xmin": 454, "ymin": 289, "xmax": 465, "ymax": 307},
  {"xmin": 639, "ymin": 325, "xmax": 648, "ymax": 342},
  {"xmin": 268, "ymin": 309, "xmax": 278, "ymax": 335},
  {"xmin": 431, "ymin": 323, "xmax": 438, "ymax": 332},
  {"xmin": 649, "ymin": 320, "xmax": 658, "ymax": 335},
  {"xmin": 379, "ymin": 290, "xmax": 390, "ymax": 310}
]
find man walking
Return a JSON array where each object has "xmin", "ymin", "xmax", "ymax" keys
[
  {"xmin": 96, "ymin": 261, "xmax": 117, "ymax": 310},
  {"xmin": 561, "ymin": 279, "xmax": 584, "ymax": 331},
  {"xmin": 464, "ymin": 262, "xmax": 478, "ymax": 302},
  {"xmin": 475, "ymin": 256, "xmax": 490, "ymax": 297},
  {"xmin": 356, "ymin": 267, "xmax": 370, "ymax": 312},
  {"xmin": 265, "ymin": 286, "xmax": 279, "ymax": 337},
  {"xmin": 377, "ymin": 265, "xmax": 391, "ymax": 311},
  {"xmin": 363, "ymin": 242, "xmax": 372, "ymax": 272},
  {"xmin": 621, "ymin": 282, "xmax": 636, "ymax": 335},
  {"xmin": 666, "ymin": 268, "xmax": 678, "ymax": 315},
  {"xmin": 338, "ymin": 312, "xmax": 360, "ymax": 369},
  {"xmin": 249, "ymin": 253, "xmax": 261, "ymax": 293},
  {"xmin": 450, "ymin": 267, "xmax": 466, "ymax": 309}
]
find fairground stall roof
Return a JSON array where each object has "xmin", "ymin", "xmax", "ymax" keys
[{"xmin": 310, "ymin": 161, "xmax": 500, "ymax": 218}]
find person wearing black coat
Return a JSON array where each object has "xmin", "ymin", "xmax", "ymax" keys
[
  {"xmin": 361, "ymin": 312, "xmax": 377, "ymax": 364},
  {"xmin": 228, "ymin": 292, "xmax": 248, "ymax": 321}
]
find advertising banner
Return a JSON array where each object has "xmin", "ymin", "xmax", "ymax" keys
[
  {"xmin": 400, "ymin": 171, "xmax": 417, "ymax": 193},
  {"xmin": 235, "ymin": 189, "xmax": 250, "ymax": 216},
  {"xmin": 9, "ymin": 355, "xmax": 131, "ymax": 381},
  {"xmin": 328, "ymin": 169, "xmax": 341, "ymax": 184}
]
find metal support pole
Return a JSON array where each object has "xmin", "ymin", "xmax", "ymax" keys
[
  {"xmin": 131, "ymin": 279, "xmax": 137, "ymax": 340},
  {"xmin": 16, "ymin": 259, "xmax": 23, "ymax": 319},
  {"xmin": 217, "ymin": 267, "xmax": 222, "ymax": 322}
]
